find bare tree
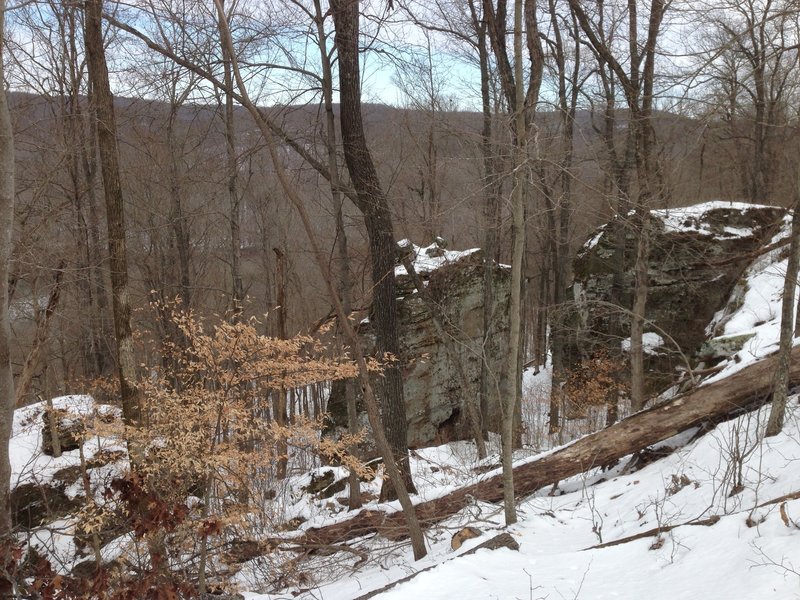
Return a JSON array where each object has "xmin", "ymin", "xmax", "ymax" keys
[
  {"xmin": 84, "ymin": 0, "xmax": 141, "ymax": 428},
  {"xmin": 766, "ymin": 195, "xmax": 800, "ymax": 436},
  {"xmin": 698, "ymin": 0, "xmax": 800, "ymax": 203},
  {"xmin": 0, "ymin": 0, "xmax": 14, "ymax": 592},
  {"xmin": 330, "ymin": 0, "xmax": 417, "ymax": 500},
  {"xmin": 569, "ymin": 0, "xmax": 668, "ymax": 411}
]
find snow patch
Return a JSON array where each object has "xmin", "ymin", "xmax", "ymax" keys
[{"xmin": 394, "ymin": 240, "xmax": 480, "ymax": 277}]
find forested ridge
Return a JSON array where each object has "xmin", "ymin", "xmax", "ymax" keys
[{"xmin": 1, "ymin": 0, "xmax": 800, "ymax": 597}]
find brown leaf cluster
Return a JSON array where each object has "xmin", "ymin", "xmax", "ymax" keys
[{"xmin": 563, "ymin": 351, "xmax": 628, "ymax": 417}]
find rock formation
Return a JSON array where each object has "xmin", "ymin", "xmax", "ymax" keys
[
  {"xmin": 566, "ymin": 201, "xmax": 785, "ymax": 396},
  {"xmin": 326, "ymin": 241, "xmax": 512, "ymax": 450}
]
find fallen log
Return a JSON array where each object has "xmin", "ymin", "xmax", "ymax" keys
[{"xmin": 301, "ymin": 347, "xmax": 800, "ymax": 547}]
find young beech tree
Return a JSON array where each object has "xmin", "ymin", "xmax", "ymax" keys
[{"xmin": 76, "ymin": 310, "xmax": 364, "ymax": 595}]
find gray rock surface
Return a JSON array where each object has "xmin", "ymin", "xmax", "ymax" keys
[
  {"xmin": 567, "ymin": 202, "xmax": 784, "ymax": 394},
  {"xmin": 327, "ymin": 246, "xmax": 511, "ymax": 450}
]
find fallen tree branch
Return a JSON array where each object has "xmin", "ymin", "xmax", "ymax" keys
[
  {"xmin": 584, "ymin": 516, "xmax": 721, "ymax": 550},
  {"xmin": 585, "ymin": 489, "xmax": 800, "ymax": 550},
  {"xmin": 296, "ymin": 347, "xmax": 800, "ymax": 547}
]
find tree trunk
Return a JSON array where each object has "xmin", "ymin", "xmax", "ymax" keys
[
  {"xmin": 84, "ymin": 0, "xmax": 141, "ymax": 430},
  {"xmin": 0, "ymin": 2, "xmax": 15, "ymax": 592},
  {"xmin": 330, "ymin": 0, "xmax": 415, "ymax": 500},
  {"xmin": 502, "ymin": 0, "xmax": 527, "ymax": 527},
  {"xmin": 221, "ymin": 34, "xmax": 243, "ymax": 320},
  {"xmin": 472, "ymin": 1, "xmax": 501, "ymax": 438},
  {"xmin": 166, "ymin": 107, "xmax": 192, "ymax": 311},
  {"xmin": 15, "ymin": 263, "xmax": 65, "ymax": 407},
  {"xmin": 766, "ymin": 197, "xmax": 800, "ymax": 436},
  {"xmin": 79, "ymin": 96, "xmax": 112, "ymax": 379},
  {"xmin": 273, "ymin": 247, "xmax": 288, "ymax": 479},
  {"xmin": 311, "ymin": 0, "xmax": 361, "ymax": 508},
  {"xmin": 629, "ymin": 209, "xmax": 650, "ymax": 412}
]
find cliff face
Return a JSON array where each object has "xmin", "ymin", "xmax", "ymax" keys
[
  {"xmin": 567, "ymin": 201, "xmax": 785, "ymax": 397},
  {"xmin": 326, "ymin": 242, "xmax": 511, "ymax": 450}
]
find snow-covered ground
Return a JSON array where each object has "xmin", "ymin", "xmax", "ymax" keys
[
  {"xmin": 9, "ymin": 203, "xmax": 800, "ymax": 598},
  {"xmin": 241, "ymin": 401, "xmax": 800, "ymax": 599},
  {"xmin": 235, "ymin": 205, "xmax": 800, "ymax": 599}
]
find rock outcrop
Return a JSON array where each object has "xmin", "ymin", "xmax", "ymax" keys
[
  {"xmin": 326, "ymin": 241, "xmax": 511, "ymax": 450},
  {"xmin": 567, "ymin": 201, "xmax": 785, "ymax": 395}
]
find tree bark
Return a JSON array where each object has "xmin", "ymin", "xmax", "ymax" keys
[
  {"xmin": 629, "ymin": 209, "xmax": 650, "ymax": 411},
  {"xmin": 0, "ymin": 2, "xmax": 15, "ymax": 592},
  {"xmin": 273, "ymin": 247, "xmax": 288, "ymax": 478},
  {"xmin": 15, "ymin": 263, "xmax": 65, "ymax": 407},
  {"xmin": 766, "ymin": 198, "xmax": 800, "ymax": 436},
  {"xmin": 311, "ymin": 0, "xmax": 361, "ymax": 508},
  {"xmin": 166, "ymin": 105, "xmax": 192, "ymax": 311},
  {"xmin": 469, "ymin": 0, "xmax": 502, "ymax": 438},
  {"xmin": 220, "ymin": 12, "xmax": 243, "ymax": 321},
  {"xmin": 84, "ymin": 0, "xmax": 141, "ymax": 429},
  {"xmin": 330, "ymin": 0, "xmax": 415, "ymax": 500}
]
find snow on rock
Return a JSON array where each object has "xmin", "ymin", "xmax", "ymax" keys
[
  {"xmin": 394, "ymin": 239, "xmax": 480, "ymax": 277},
  {"xmin": 570, "ymin": 199, "xmax": 785, "ymax": 398},
  {"xmin": 704, "ymin": 211, "xmax": 797, "ymax": 383},
  {"xmin": 651, "ymin": 200, "xmax": 772, "ymax": 236},
  {"xmin": 621, "ymin": 331, "xmax": 665, "ymax": 355},
  {"xmin": 11, "ymin": 395, "xmax": 123, "ymax": 487}
]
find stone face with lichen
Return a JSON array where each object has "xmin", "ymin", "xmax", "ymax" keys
[
  {"xmin": 326, "ymin": 245, "xmax": 511, "ymax": 451},
  {"xmin": 566, "ymin": 202, "xmax": 785, "ymax": 396}
]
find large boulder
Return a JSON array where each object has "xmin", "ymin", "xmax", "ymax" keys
[
  {"xmin": 11, "ymin": 481, "xmax": 81, "ymax": 529},
  {"xmin": 41, "ymin": 408, "xmax": 85, "ymax": 456},
  {"xmin": 326, "ymin": 241, "xmax": 512, "ymax": 450},
  {"xmin": 567, "ymin": 201, "xmax": 785, "ymax": 395}
]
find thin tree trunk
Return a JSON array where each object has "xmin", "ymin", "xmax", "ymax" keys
[
  {"xmin": 273, "ymin": 247, "xmax": 288, "ymax": 479},
  {"xmin": 766, "ymin": 196, "xmax": 800, "ymax": 437},
  {"xmin": 221, "ymin": 26, "xmax": 243, "ymax": 320},
  {"xmin": 312, "ymin": 0, "xmax": 361, "ymax": 508},
  {"xmin": 0, "ymin": 1, "xmax": 15, "ymax": 590},
  {"xmin": 166, "ymin": 107, "xmax": 192, "ymax": 310},
  {"xmin": 629, "ymin": 209, "xmax": 650, "ymax": 412},
  {"xmin": 84, "ymin": 0, "xmax": 141, "ymax": 431},
  {"xmin": 212, "ymin": 1, "xmax": 427, "ymax": 559},
  {"xmin": 16, "ymin": 263, "xmax": 65, "ymax": 407},
  {"xmin": 472, "ymin": 1, "xmax": 501, "ymax": 438},
  {"xmin": 503, "ymin": 0, "xmax": 527, "ymax": 527},
  {"xmin": 79, "ymin": 95, "xmax": 112, "ymax": 378}
]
